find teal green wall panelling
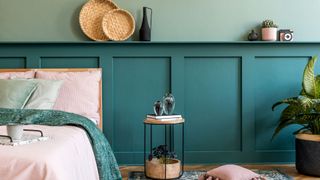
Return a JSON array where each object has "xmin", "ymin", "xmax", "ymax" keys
[
  {"xmin": 0, "ymin": 57, "xmax": 26, "ymax": 68},
  {"xmin": 0, "ymin": 0, "xmax": 320, "ymax": 41},
  {"xmin": 184, "ymin": 57, "xmax": 241, "ymax": 151},
  {"xmin": 41, "ymin": 57, "xmax": 99, "ymax": 68},
  {"xmin": 1, "ymin": 42, "xmax": 320, "ymax": 165}
]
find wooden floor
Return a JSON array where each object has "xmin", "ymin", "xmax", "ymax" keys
[{"xmin": 120, "ymin": 165, "xmax": 320, "ymax": 180}]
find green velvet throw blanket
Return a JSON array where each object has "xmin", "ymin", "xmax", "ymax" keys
[{"xmin": 0, "ymin": 108, "xmax": 122, "ymax": 180}]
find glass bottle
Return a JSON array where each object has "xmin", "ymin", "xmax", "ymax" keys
[
  {"xmin": 153, "ymin": 100, "xmax": 163, "ymax": 116},
  {"xmin": 163, "ymin": 93, "xmax": 175, "ymax": 115}
]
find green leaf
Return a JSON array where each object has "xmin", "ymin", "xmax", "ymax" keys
[
  {"xmin": 293, "ymin": 126, "xmax": 309, "ymax": 134},
  {"xmin": 298, "ymin": 95, "xmax": 313, "ymax": 111},
  {"xmin": 300, "ymin": 89, "xmax": 313, "ymax": 98},
  {"xmin": 297, "ymin": 113, "xmax": 320, "ymax": 134},
  {"xmin": 272, "ymin": 104, "xmax": 303, "ymax": 139},
  {"xmin": 272, "ymin": 97, "xmax": 298, "ymax": 111},
  {"xmin": 303, "ymin": 56, "xmax": 317, "ymax": 97},
  {"xmin": 315, "ymin": 75, "xmax": 320, "ymax": 98},
  {"xmin": 280, "ymin": 104, "xmax": 302, "ymax": 121},
  {"xmin": 314, "ymin": 102, "xmax": 320, "ymax": 112},
  {"xmin": 272, "ymin": 113, "xmax": 311, "ymax": 140}
]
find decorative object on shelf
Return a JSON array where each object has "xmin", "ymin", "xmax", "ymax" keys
[
  {"xmin": 279, "ymin": 29, "xmax": 293, "ymax": 41},
  {"xmin": 139, "ymin": 7, "xmax": 152, "ymax": 41},
  {"xmin": 79, "ymin": 0, "xmax": 118, "ymax": 41},
  {"xmin": 272, "ymin": 56, "xmax": 320, "ymax": 177},
  {"xmin": 163, "ymin": 92, "xmax": 175, "ymax": 115},
  {"xmin": 261, "ymin": 19, "xmax": 278, "ymax": 41},
  {"xmin": 146, "ymin": 145, "xmax": 181, "ymax": 179},
  {"xmin": 248, "ymin": 29, "xmax": 259, "ymax": 41},
  {"xmin": 6, "ymin": 125, "xmax": 23, "ymax": 140},
  {"xmin": 102, "ymin": 9, "xmax": 135, "ymax": 41},
  {"xmin": 153, "ymin": 100, "xmax": 164, "ymax": 116}
]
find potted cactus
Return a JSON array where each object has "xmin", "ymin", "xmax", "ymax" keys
[
  {"xmin": 261, "ymin": 19, "xmax": 278, "ymax": 41},
  {"xmin": 146, "ymin": 145, "xmax": 181, "ymax": 179}
]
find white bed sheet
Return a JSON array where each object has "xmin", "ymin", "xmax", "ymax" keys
[{"xmin": 0, "ymin": 125, "xmax": 99, "ymax": 180}]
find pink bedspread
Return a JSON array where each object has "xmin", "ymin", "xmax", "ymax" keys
[{"xmin": 0, "ymin": 125, "xmax": 99, "ymax": 180}]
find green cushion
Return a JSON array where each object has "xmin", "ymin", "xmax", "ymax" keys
[
  {"xmin": 0, "ymin": 79, "xmax": 37, "ymax": 109},
  {"xmin": 24, "ymin": 79, "xmax": 63, "ymax": 109}
]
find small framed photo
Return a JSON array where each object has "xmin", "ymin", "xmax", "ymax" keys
[{"xmin": 279, "ymin": 29, "xmax": 294, "ymax": 41}]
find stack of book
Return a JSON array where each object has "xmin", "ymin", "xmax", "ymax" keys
[{"xmin": 146, "ymin": 114, "xmax": 183, "ymax": 121}]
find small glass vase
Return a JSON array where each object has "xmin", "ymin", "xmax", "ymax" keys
[
  {"xmin": 163, "ymin": 93, "xmax": 175, "ymax": 115},
  {"xmin": 153, "ymin": 100, "xmax": 164, "ymax": 116}
]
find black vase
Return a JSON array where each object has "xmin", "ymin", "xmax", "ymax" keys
[
  {"xmin": 139, "ymin": 7, "xmax": 152, "ymax": 41},
  {"xmin": 248, "ymin": 29, "xmax": 259, "ymax": 41},
  {"xmin": 296, "ymin": 136, "xmax": 320, "ymax": 177}
]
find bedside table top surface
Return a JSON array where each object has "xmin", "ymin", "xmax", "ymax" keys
[{"xmin": 144, "ymin": 118, "xmax": 184, "ymax": 125}]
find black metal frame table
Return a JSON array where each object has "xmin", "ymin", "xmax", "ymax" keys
[{"xmin": 144, "ymin": 118, "xmax": 185, "ymax": 180}]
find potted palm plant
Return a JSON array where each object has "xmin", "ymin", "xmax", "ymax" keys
[
  {"xmin": 261, "ymin": 19, "xmax": 278, "ymax": 41},
  {"xmin": 146, "ymin": 145, "xmax": 181, "ymax": 179},
  {"xmin": 272, "ymin": 56, "xmax": 320, "ymax": 176}
]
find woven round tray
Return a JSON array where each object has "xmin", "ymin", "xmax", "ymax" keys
[
  {"xmin": 102, "ymin": 9, "xmax": 135, "ymax": 41},
  {"xmin": 79, "ymin": 0, "xmax": 118, "ymax": 41}
]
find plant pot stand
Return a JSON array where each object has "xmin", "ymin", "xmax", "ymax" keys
[{"xmin": 144, "ymin": 119, "xmax": 185, "ymax": 179}]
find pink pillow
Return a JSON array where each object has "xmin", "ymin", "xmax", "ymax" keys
[
  {"xmin": 199, "ymin": 165, "xmax": 264, "ymax": 180},
  {"xmin": 0, "ymin": 71, "xmax": 35, "ymax": 79},
  {"xmin": 36, "ymin": 71, "xmax": 101, "ymax": 124}
]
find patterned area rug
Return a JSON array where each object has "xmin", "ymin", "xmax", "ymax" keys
[{"xmin": 128, "ymin": 169, "xmax": 292, "ymax": 180}]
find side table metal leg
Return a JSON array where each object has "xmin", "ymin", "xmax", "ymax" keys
[
  {"xmin": 144, "ymin": 124, "xmax": 146, "ymax": 176},
  {"xmin": 150, "ymin": 125, "xmax": 153, "ymax": 159},
  {"xmin": 165, "ymin": 124, "xmax": 167, "ymax": 180},
  {"xmin": 172, "ymin": 125, "xmax": 174, "ymax": 152},
  {"xmin": 169, "ymin": 125, "xmax": 172, "ymax": 152},
  {"xmin": 182, "ymin": 123, "xmax": 185, "ymax": 174}
]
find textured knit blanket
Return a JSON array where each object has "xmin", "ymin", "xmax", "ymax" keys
[{"xmin": 0, "ymin": 108, "xmax": 122, "ymax": 180}]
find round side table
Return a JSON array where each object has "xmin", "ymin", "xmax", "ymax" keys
[{"xmin": 144, "ymin": 118, "xmax": 185, "ymax": 180}]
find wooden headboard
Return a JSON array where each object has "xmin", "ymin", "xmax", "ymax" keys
[{"xmin": 0, "ymin": 68, "xmax": 103, "ymax": 130}]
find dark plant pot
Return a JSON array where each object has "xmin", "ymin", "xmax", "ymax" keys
[{"xmin": 296, "ymin": 134, "xmax": 320, "ymax": 177}]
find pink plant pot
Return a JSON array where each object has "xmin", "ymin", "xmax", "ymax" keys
[{"xmin": 261, "ymin": 28, "xmax": 277, "ymax": 41}]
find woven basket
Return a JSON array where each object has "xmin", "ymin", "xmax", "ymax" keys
[
  {"xmin": 102, "ymin": 9, "xmax": 135, "ymax": 41},
  {"xmin": 79, "ymin": 0, "xmax": 118, "ymax": 41}
]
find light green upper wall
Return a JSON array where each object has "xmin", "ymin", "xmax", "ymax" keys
[{"xmin": 0, "ymin": 0, "xmax": 318, "ymax": 41}]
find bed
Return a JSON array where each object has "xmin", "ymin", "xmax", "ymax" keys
[{"xmin": 0, "ymin": 69, "xmax": 121, "ymax": 180}]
